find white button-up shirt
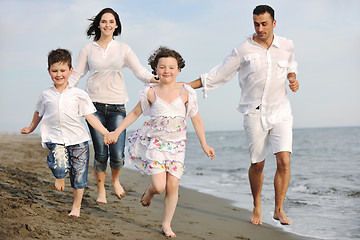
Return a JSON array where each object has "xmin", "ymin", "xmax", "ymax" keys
[
  {"xmin": 69, "ymin": 40, "xmax": 153, "ymax": 104},
  {"xmin": 201, "ymin": 34, "xmax": 298, "ymax": 130},
  {"xmin": 35, "ymin": 85, "xmax": 96, "ymax": 148}
]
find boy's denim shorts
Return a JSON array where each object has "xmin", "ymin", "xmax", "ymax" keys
[{"xmin": 46, "ymin": 142, "xmax": 89, "ymax": 189}]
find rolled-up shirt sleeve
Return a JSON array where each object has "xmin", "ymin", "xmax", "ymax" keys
[{"xmin": 287, "ymin": 41, "xmax": 298, "ymax": 75}]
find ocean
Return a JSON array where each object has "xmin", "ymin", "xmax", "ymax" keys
[{"xmin": 178, "ymin": 127, "xmax": 360, "ymax": 240}]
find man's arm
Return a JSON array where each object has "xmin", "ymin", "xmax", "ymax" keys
[{"xmin": 187, "ymin": 78, "xmax": 203, "ymax": 89}]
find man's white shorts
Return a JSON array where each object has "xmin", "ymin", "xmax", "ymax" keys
[{"xmin": 243, "ymin": 109, "xmax": 293, "ymax": 163}]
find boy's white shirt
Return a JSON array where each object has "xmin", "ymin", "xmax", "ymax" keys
[{"xmin": 35, "ymin": 84, "xmax": 96, "ymax": 148}]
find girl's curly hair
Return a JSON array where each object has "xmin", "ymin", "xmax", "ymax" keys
[{"xmin": 148, "ymin": 46, "xmax": 185, "ymax": 76}]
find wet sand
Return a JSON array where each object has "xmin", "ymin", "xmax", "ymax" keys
[{"xmin": 0, "ymin": 135, "xmax": 313, "ymax": 239}]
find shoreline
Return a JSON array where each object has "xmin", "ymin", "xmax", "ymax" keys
[{"xmin": 0, "ymin": 135, "xmax": 315, "ymax": 239}]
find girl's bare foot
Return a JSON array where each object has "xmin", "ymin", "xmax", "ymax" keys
[
  {"xmin": 68, "ymin": 207, "xmax": 81, "ymax": 217},
  {"xmin": 162, "ymin": 226, "xmax": 176, "ymax": 238},
  {"xmin": 250, "ymin": 206, "xmax": 262, "ymax": 225},
  {"xmin": 273, "ymin": 210, "xmax": 292, "ymax": 225},
  {"xmin": 140, "ymin": 188, "xmax": 152, "ymax": 207},
  {"xmin": 55, "ymin": 178, "xmax": 65, "ymax": 191},
  {"xmin": 112, "ymin": 180, "xmax": 126, "ymax": 199}
]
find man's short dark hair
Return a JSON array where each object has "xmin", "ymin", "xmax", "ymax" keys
[{"xmin": 253, "ymin": 5, "xmax": 275, "ymax": 20}]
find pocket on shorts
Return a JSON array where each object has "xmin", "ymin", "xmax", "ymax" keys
[
  {"xmin": 243, "ymin": 108, "xmax": 260, "ymax": 128},
  {"xmin": 70, "ymin": 144, "xmax": 89, "ymax": 175}
]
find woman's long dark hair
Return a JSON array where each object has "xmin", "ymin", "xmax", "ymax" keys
[{"xmin": 86, "ymin": 8, "xmax": 122, "ymax": 41}]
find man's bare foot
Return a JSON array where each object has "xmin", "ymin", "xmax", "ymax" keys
[
  {"xmin": 68, "ymin": 207, "xmax": 80, "ymax": 217},
  {"xmin": 112, "ymin": 180, "xmax": 126, "ymax": 199},
  {"xmin": 55, "ymin": 178, "xmax": 65, "ymax": 191},
  {"xmin": 250, "ymin": 206, "xmax": 262, "ymax": 225},
  {"xmin": 140, "ymin": 188, "xmax": 152, "ymax": 207},
  {"xmin": 162, "ymin": 226, "xmax": 176, "ymax": 238},
  {"xmin": 273, "ymin": 210, "xmax": 292, "ymax": 225},
  {"xmin": 96, "ymin": 188, "xmax": 107, "ymax": 204}
]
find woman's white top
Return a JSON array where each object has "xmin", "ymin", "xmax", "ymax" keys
[{"xmin": 69, "ymin": 40, "xmax": 153, "ymax": 104}]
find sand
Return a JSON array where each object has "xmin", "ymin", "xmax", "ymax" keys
[{"xmin": 0, "ymin": 135, "xmax": 314, "ymax": 240}]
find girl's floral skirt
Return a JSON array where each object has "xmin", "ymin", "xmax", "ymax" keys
[{"xmin": 128, "ymin": 116, "xmax": 187, "ymax": 179}]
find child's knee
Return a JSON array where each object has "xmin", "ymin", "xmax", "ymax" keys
[{"xmin": 152, "ymin": 182, "xmax": 166, "ymax": 194}]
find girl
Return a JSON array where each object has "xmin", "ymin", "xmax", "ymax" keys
[
  {"xmin": 68, "ymin": 8, "xmax": 158, "ymax": 203},
  {"xmin": 105, "ymin": 46, "xmax": 215, "ymax": 238}
]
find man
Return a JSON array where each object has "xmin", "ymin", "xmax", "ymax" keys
[{"xmin": 188, "ymin": 5, "xmax": 299, "ymax": 225}]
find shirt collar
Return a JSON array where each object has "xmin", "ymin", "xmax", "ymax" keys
[
  {"xmin": 249, "ymin": 33, "xmax": 280, "ymax": 48},
  {"xmin": 51, "ymin": 82, "xmax": 72, "ymax": 92},
  {"xmin": 92, "ymin": 39, "xmax": 114, "ymax": 47},
  {"xmin": 272, "ymin": 34, "xmax": 280, "ymax": 48}
]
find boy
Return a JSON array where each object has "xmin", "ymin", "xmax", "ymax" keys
[{"xmin": 21, "ymin": 48, "xmax": 109, "ymax": 217}]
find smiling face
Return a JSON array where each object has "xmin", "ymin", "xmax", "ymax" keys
[
  {"xmin": 48, "ymin": 62, "xmax": 73, "ymax": 92},
  {"xmin": 156, "ymin": 57, "xmax": 180, "ymax": 84},
  {"xmin": 253, "ymin": 12, "xmax": 276, "ymax": 44},
  {"xmin": 98, "ymin": 12, "xmax": 118, "ymax": 38}
]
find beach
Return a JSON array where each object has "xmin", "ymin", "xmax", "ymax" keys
[{"xmin": 0, "ymin": 135, "xmax": 312, "ymax": 240}]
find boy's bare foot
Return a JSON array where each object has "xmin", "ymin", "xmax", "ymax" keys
[
  {"xmin": 55, "ymin": 178, "xmax": 65, "ymax": 191},
  {"xmin": 68, "ymin": 207, "xmax": 81, "ymax": 217},
  {"xmin": 140, "ymin": 188, "xmax": 152, "ymax": 207},
  {"xmin": 162, "ymin": 226, "xmax": 176, "ymax": 238},
  {"xmin": 250, "ymin": 206, "xmax": 262, "ymax": 225},
  {"xmin": 112, "ymin": 180, "xmax": 126, "ymax": 199},
  {"xmin": 273, "ymin": 210, "xmax": 292, "ymax": 225}
]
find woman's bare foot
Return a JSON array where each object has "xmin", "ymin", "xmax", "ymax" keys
[
  {"xmin": 162, "ymin": 226, "xmax": 176, "ymax": 238},
  {"xmin": 95, "ymin": 171, "xmax": 107, "ymax": 203},
  {"xmin": 55, "ymin": 178, "xmax": 65, "ymax": 191},
  {"xmin": 273, "ymin": 210, "xmax": 292, "ymax": 225},
  {"xmin": 112, "ymin": 180, "xmax": 126, "ymax": 199},
  {"xmin": 250, "ymin": 206, "xmax": 262, "ymax": 225},
  {"xmin": 68, "ymin": 207, "xmax": 81, "ymax": 217},
  {"xmin": 96, "ymin": 188, "xmax": 107, "ymax": 204},
  {"xmin": 140, "ymin": 188, "xmax": 152, "ymax": 207}
]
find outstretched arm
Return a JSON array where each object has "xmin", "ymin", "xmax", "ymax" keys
[
  {"xmin": 288, "ymin": 73, "xmax": 299, "ymax": 92},
  {"xmin": 84, "ymin": 114, "xmax": 109, "ymax": 137},
  {"xmin": 190, "ymin": 113, "xmax": 215, "ymax": 160},
  {"xmin": 20, "ymin": 112, "xmax": 42, "ymax": 134},
  {"xmin": 105, "ymin": 101, "xmax": 143, "ymax": 145},
  {"xmin": 187, "ymin": 78, "xmax": 203, "ymax": 89}
]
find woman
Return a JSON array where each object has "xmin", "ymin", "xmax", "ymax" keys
[{"xmin": 69, "ymin": 8, "xmax": 157, "ymax": 203}]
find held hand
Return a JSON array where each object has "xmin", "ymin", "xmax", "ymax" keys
[
  {"xmin": 203, "ymin": 145, "xmax": 215, "ymax": 160},
  {"xmin": 103, "ymin": 133, "xmax": 111, "ymax": 146},
  {"xmin": 20, "ymin": 127, "xmax": 32, "ymax": 134},
  {"xmin": 104, "ymin": 131, "xmax": 120, "ymax": 146},
  {"xmin": 288, "ymin": 77, "xmax": 299, "ymax": 92}
]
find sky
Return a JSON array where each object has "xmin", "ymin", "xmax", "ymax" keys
[{"xmin": 1, "ymin": 0, "xmax": 359, "ymax": 133}]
